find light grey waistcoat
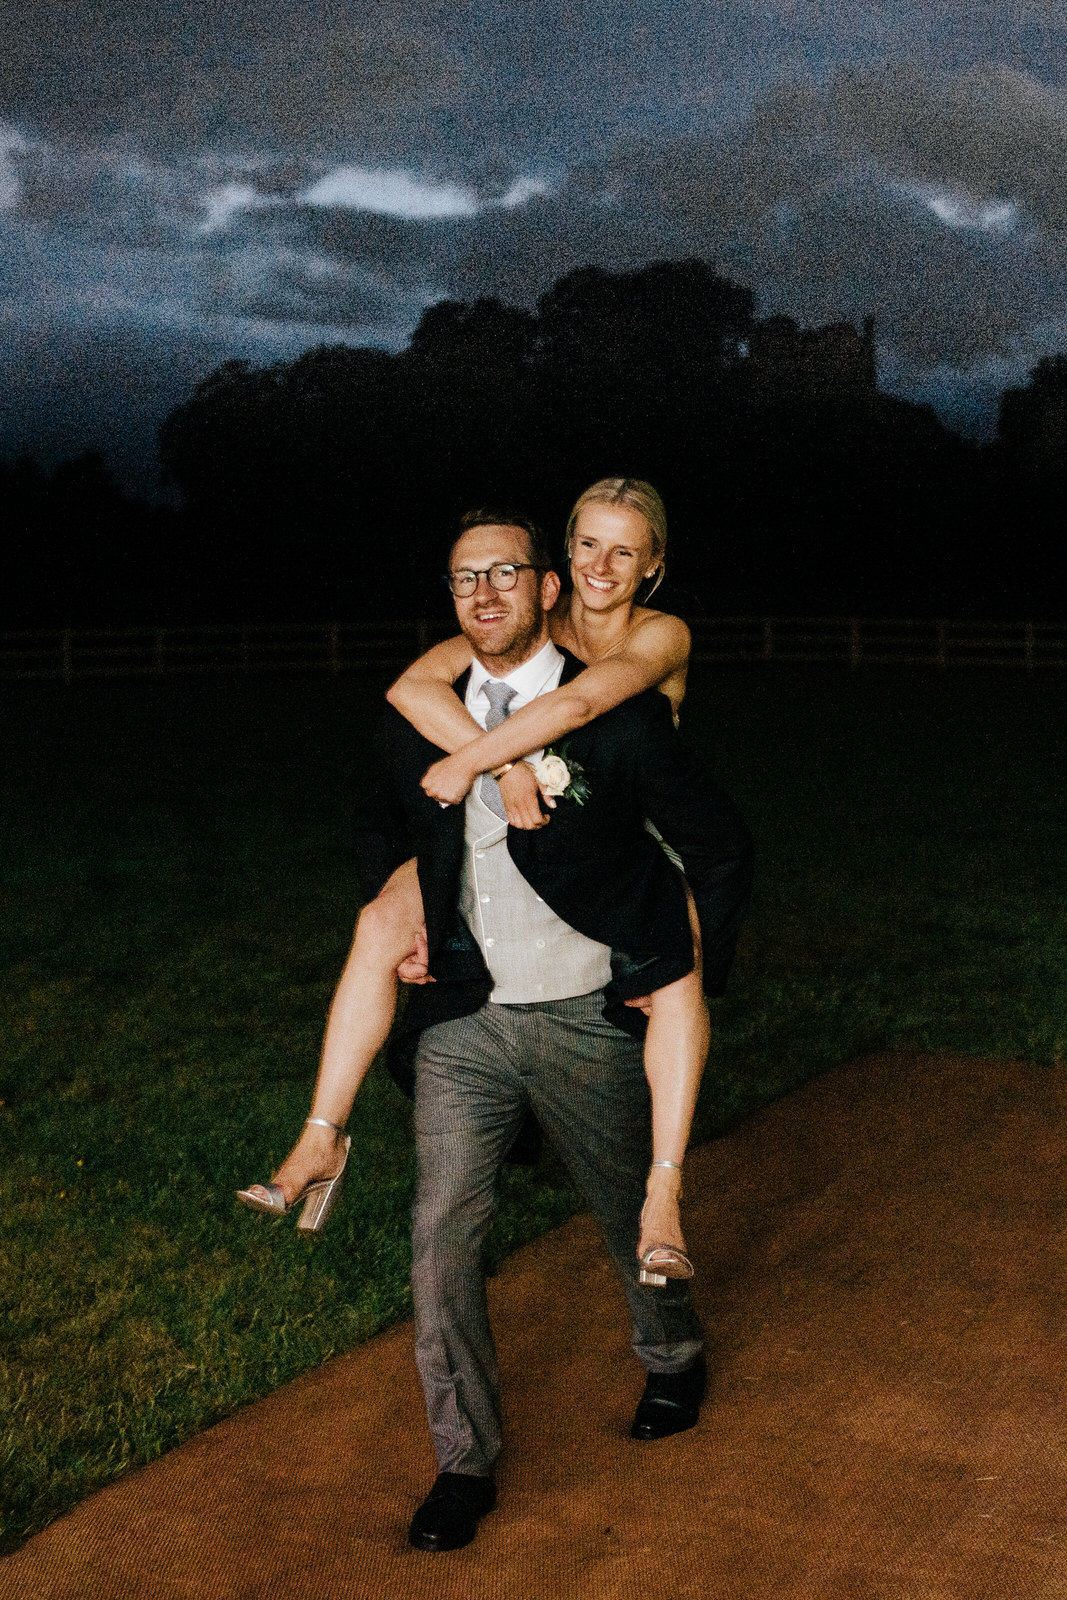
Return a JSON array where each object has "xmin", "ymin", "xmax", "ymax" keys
[{"xmin": 458, "ymin": 785, "xmax": 611, "ymax": 1004}]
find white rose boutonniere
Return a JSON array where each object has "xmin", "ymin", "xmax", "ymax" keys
[
  {"xmin": 532, "ymin": 743, "xmax": 591, "ymax": 805},
  {"xmin": 533, "ymin": 753, "xmax": 571, "ymax": 795}
]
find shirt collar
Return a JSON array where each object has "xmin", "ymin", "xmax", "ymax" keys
[{"xmin": 467, "ymin": 638, "xmax": 563, "ymax": 708}]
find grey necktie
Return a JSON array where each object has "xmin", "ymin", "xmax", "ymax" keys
[{"xmin": 478, "ymin": 680, "xmax": 517, "ymax": 820}]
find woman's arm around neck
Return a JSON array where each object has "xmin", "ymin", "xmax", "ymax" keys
[
  {"xmin": 385, "ymin": 634, "xmax": 479, "ymax": 752},
  {"xmin": 418, "ymin": 610, "xmax": 692, "ymax": 802}
]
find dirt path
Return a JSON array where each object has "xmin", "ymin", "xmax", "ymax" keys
[{"xmin": 4, "ymin": 1051, "xmax": 1066, "ymax": 1599}]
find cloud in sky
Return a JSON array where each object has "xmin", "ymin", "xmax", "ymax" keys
[
  {"xmin": 197, "ymin": 167, "xmax": 555, "ymax": 226},
  {"xmin": 305, "ymin": 169, "xmax": 550, "ymax": 217},
  {"xmin": 300, "ymin": 169, "xmax": 484, "ymax": 220},
  {"xmin": 0, "ymin": 125, "xmax": 31, "ymax": 210},
  {"xmin": 3, "ymin": 1, "xmax": 1067, "ymax": 484},
  {"xmin": 896, "ymin": 184, "xmax": 1018, "ymax": 236},
  {"xmin": 7, "ymin": 2, "xmax": 1064, "ymax": 160},
  {"xmin": 200, "ymin": 183, "xmax": 262, "ymax": 234}
]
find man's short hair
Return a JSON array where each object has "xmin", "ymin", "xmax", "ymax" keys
[{"xmin": 451, "ymin": 507, "xmax": 553, "ymax": 573}]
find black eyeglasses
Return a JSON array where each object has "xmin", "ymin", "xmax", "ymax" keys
[{"xmin": 444, "ymin": 562, "xmax": 543, "ymax": 598}]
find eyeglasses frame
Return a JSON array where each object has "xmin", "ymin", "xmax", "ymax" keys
[{"xmin": 443, "ymin": 562, "xmax": 547, "ymax": 597}]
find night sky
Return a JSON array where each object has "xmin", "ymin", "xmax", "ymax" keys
[{"xmin": 2, "ymin": 1, "xmax": 1066, "ymax": 491}]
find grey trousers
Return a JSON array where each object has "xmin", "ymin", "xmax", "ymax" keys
[{"xmin": 411, "ymin": 991, "xmax": 704, "ymax": 1475}]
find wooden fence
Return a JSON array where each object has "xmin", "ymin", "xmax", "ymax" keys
[{"xmin": 1, "ymin": 617, "xmax": 1066, "ymax": 681}]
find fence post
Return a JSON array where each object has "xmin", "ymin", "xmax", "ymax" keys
[
  {"xmin": 154, "ymin": 628, "xmax": 166, "ymax": 674},
  {"xmin": 849, "ymin": 618, "xmax": 861, "ymax": 669},
  {"xmin": 61, "ymin": 630, "xmax": 73, "ymax": 683},
  {"xmin": 762, "ymin": 618, "xmax": 773, "ymax": 661},
  {"xmin": 329, "ymin": 623, "xmax": 340, "ymax": 674},
  {"xmin": 1025, "ymin": 622, "xmax": 1034, "ymax": 672},
  {"xmin": 936, "ymin": 620, "xmax": 947, "ymax": 670}
]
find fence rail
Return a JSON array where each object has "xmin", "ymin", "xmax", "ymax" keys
[
  {"xmin": 687, "ymin": 617, "xmax": 1067, "ymax": 668},
  {"xmin": 2, "ymin": 617, "xmax": 1066, "ymax": 681}
]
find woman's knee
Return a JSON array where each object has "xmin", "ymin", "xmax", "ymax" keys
[
  {"xmin": 646, "ymin": 968, "xmax": 708, "ymax": 1031},
  {"xmin": 354, "ymin": 877, "xmax": 421, "ymax": 952}
]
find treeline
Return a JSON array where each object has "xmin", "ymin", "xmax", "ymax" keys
[
  {"xmin": 5, "ymin": 263, "xmax": 1067, "ymax": 625},
  {"xmin": 2, "ymin": 453, "xmax": 175, "ymax": 628}
]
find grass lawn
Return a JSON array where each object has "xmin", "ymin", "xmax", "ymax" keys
[{"xmin": 0, "ymin": 665, "xmax": 1064, "ymax": 1550}]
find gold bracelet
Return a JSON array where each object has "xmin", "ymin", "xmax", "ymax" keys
[{"xmin": 490, "ymin": 762, "xmax": 515, "ymax": 779}]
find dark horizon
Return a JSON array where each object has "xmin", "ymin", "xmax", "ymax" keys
[
  {"xmin": 0, "ymin": 282, "xmax": 1016, "ymax": 504},
  {"xmin": 5, "ymin": 258, "xmax": 1067, "ymax": 631}
]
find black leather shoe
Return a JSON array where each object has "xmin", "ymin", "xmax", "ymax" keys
[
  {"xmin": 630, "ymin": 1355, "xmax": 707, "ymax": 1441},
  {"xmin": 408, "ymin": 1472, "xmax": 497, "ymax": 1552}
]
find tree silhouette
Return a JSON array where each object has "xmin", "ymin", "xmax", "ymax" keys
[
  {"xmin": 55, "ymin": 265, "xmax": 1057, "ymax": 622},
  {"xmin": 536, "ymin": 261, "xmax": 751, "ymax": 387},
  {"xmin": 2, "ymin": 451, "xmax": 170, "ymax": 625},
  {"xmin": 998, "ymin": 355, "xmax": 1067, "ymax": 478},
  {"xmin": 407, "ymin": 298, "xmax": 536, "ymax": 373}
]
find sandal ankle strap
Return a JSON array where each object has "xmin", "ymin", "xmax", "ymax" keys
[
  {"xmin": 648, "ymin": 1158, "xmax": 683, "ymax": 1197},
  {"xmin": 306, "ymin": 1116, "xmax": 346, "ymax": 1133}
]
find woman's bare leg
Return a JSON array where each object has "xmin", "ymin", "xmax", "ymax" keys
[
  {"xmin": 249, "ymin": 858, "xmax": 424, "ymax": 1205},
  {"xmin": 637, "ymin": 887, "xmax": 709, "ymax": 1264}
]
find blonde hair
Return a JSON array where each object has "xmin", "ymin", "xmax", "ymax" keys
[{"xmin": 564, "ymin": 479, "xmax": 668, "ymax": 591}]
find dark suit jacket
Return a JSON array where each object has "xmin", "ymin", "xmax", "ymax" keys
[{"xmin": 359, "ymin": 650, "xmax": 754, "ymax": 1097}]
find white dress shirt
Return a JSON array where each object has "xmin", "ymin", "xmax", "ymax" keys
[
  {"xmin": 458, "ymin": 639, "xmax": 612, "ymax": 1004},
  {"xmin": 464, "ymin": 637, "xmax": 565, "ymax": 747}
]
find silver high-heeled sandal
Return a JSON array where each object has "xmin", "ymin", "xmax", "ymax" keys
[
  {"xmin": 638, "ymin": 1160, "xmax": 695, "ymax": 1287},
  {"xmin": 236, "ymin": 1117, "xmax": 351, "ymax": 1233}
]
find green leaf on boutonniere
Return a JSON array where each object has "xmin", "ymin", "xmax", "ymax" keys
[{"xmin": 534, "ymin": 741, "xmax": 591, "ymax": 805}]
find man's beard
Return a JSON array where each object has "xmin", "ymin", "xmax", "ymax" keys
[{"xmin": 464, "ymin": 607, "xmax": 547, "ymax": 672}]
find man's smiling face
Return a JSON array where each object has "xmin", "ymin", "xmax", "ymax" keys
[{"xmin": 449, "ymin": 523, "xmax": 560, "ymax": 672}]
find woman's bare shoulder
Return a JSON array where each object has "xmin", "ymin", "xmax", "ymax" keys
[
  {"xmin": 626, "ymin": 609, "xmax": 690, "ymax": 718},
  {"xmin": 626, "ymin": 607, "xmax": 691, "ymax": 657}
]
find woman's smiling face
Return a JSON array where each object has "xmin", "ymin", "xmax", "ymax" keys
[{"xmin": 569, "ymin": 502, "xmax": 659, "ymax": 612}]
